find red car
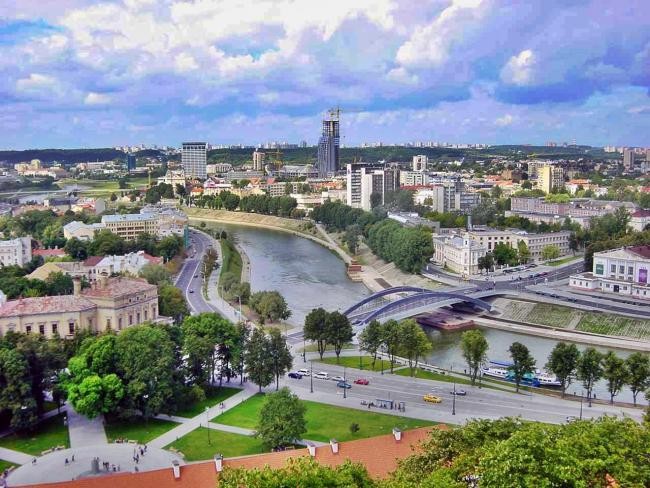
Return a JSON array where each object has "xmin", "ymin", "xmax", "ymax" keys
[{"xmin": 354, "ymin": 378, "xmax": 369, "ymax": 385}]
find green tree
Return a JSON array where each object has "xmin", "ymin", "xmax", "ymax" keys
[
  {"xmin": 546, "ymin": 342, "xmax": 580, "ymax": 397},
  {"xmin": 0, "ymin": 348, "xmax": 37, "ymax": 431},
  {"xmin": 521, "ymin": 180, "xmax": 532, "ymax": 189},
  {"xmin": 370, "ymin": 192, "xmax": 382, "ymax": 209},
  {"xmin": 541, "ymin": 244, "xmax": 561, "ymax": 261},
  {"xmin": 477, "ymin": 253, "xmax": 494, "ymax": 274},
  {"xmin": 398, "ymin": 319, "xmax": 432, "ymax": 376},
  {"xmin": 508, "ymin": 342, "xmax": 535, "ymax": 392},
  {"xmin": 516, "ymin": 240, "xmax": 530, "ymax": 264},
  {"xmin": 138, "ymin": 263, "xmax": 171, "ymax": 285},
  {"xmin": 303, "ymin": 308, "xmax": 329, "ymax": 360},
  {"xmin": 625, "ymin": 352, "xmax": 650, "ymax": 406},
  {"xmin": 110, "ymin": 192, "xmax": 118, "ymax": 202},
  {"xmin": 249, "ymin": 291, "xmax": 291, "ymax": 324},
  {"xmin": 88, "ymin": 229, "xmax": 125, "ymax": 255},
  {"xmin": 244, "ymin": 328, "xmax": 273, "ymax": 392},
  {"xmin": 268, "ymin": 328, "xmax": 293, "ymax": 390},
  {"xmin": 256, "ymin": 388, "xmax": 306, "ymax": 449},
  {"xmin": 325, "ymin": 312, "xmax": 353, "ymax": 362},
  {"xmin": 358, "ymin": 320, "xmax": 384, "ymax": 368},
  {"xmin": 158, "ymin": 283, "xmax": 189, "ymax": 323},
  {"xmin": 577, "ymin": 347, "xmax": 604, "ymax": 407},
  {"xmin": 381, "ymin": 320, "xmax": 402, "ymax": 373},
  {"xmin": 460, "ymin": 329, "xmax": 489, "ymax": 385},
  {"xmin": 45, "ymin": 271, "xmax": 73, "ymax": 296},
  {"xmin": 67, "ymin": 373, "xmax": 125, "ymax": 418},
  {"xmin": 344, "ymin": 225, "xmax": 361, "ymax": 254},
  {"xmin": 602, "ymin": 351, "xmax": 629, "ymax": 404},
  {"xmin": 492, "ymin": 242, "xmax": 518, "ymax": 266},
  {"xmin": 64, "ymin": 237, "xmax": 88, "ymax": 260}
]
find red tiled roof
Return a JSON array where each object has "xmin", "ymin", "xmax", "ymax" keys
[
  {"xmin": 0, "ymin": 295, "xmax": 96, "ymax": 318},
  {"xmin": 18, "ymin": 427, "xmax": 440, "ymax": 488},
  {"xmin": 83, "ymin": 256, "xmax": 103, "ymax": 266},
  {"xmin": 631, "ymin": 210, "xmax": 650, "ymax": 218},
  {"xmin": 141, "ymin": 252, "xmax": 163, "ymax": 265},
  {"xmin": 33, "ymin": 249, "xmax": 66, "ymax": 257}
]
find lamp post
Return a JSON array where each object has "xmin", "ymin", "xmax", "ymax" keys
[
  {"xmin": 452, "ymin": 382, "xmax": 456, "ymax": 416},
  {"xmin": 343, "ymin": 367, "xmax": 347, "ymax": 399},
  {"xmin": 143, "ymin": 394, "xmax": 149, "ymax": 424},
  {"xmin": 580, "ymin": 390, "xmax": 584, "ymax": 419},
  {"xmin": 302, "ymin": 337, "xmax": 306, "ymax": 363},
  {"xmin": 381, "ymin": 357, "xmax": 384, "ymax": 375},
  {"xmin": 206, "ymin": 406, "xmax": 211, "ymax": 445},
  {"xmin": 310, "ymin": 360, "xmax": 313, "ymax": 393}
]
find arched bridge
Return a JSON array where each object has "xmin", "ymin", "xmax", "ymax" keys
[{"xmin": 345, "ymin": 286, "xmax": 502, "ymax": 327}]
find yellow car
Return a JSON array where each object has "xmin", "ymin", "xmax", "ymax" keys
[{"xmin": 423, "ymin": 394, "xmax": 442, "ymax": 404}]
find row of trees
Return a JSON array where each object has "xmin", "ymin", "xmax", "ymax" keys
[
  {"xmin": 459, "ymin": 330, "xmax": 650, "ymax": 405},
  {"xmin": 238, "ymin": 194, "xmax": 298, "ymax": 218},
  {"xmin": 358, "ymin": 319, "xmax": 432, "ymax": 375},
  {"xmin": 366, "ymin": 219, "xmax": 433, "ymax": 273},
  {"xmin": 65, "ymin": 231, "xmax": 184, "ymax": 262},
  {"xmin": 191, "ymin": 191, "xmax": 241, "ymax": 211},
  {"xmin": 303, "ymin": 308, "xmax": 353, "ymax": 360}
]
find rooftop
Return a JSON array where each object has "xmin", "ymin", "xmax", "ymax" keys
[
  {"xmin": 0, "ymin": 295, "xmax": 96, "ymax": 318},
  {"xmin": 19, "ymin": 427, "xmax": 437, "ymax": 488},
  {"xmin": 595, "ymin": 245, "xmax": 650, "ymax": 260},
  {"xmin": 81, "ymin": 277, "xmax": 157, "ymax": 298},
  {"xmin": 102, "ymin": 214, "xmax": 157, "ymax": 224}
]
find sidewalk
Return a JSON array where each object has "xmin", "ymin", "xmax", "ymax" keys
[
  {"xmin": 67, "ymin": 407, "xmax": 107, "ymax": 448},
  {"xmin": 148, "ymin": 387, "xmax": 257, "ymax": 449},
  {"xmin": 0, "ymin": 446, "xmax": 32, "ymax": 465}
]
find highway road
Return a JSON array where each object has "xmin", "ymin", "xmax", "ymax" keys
[
  {"xmin": 278, "ymin": 357, "xmax": 644, "ymax": 425},
  {"xmin": 175, "ymin": 229, "xmax": 214, "ymax": 314}
]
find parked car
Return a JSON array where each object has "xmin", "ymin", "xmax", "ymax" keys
[
  {"xmin": 566, "ymin": 416, "xmax": 577, "ymax": 423},
  {"xmin": 331, "ymin": 375, "xmax": 345, "ymax": 382},
  {"xmin": 423, "ymin": 394, "xmax": 442, "ymax": 404},
  {"xmin": 450, "ymin": 390, "xmax": 467, "ymax": 396},
  {"xmin": 354, "ymin": 378, "xmax": 370, "ymax": 385},
  {"xmin": 313, "ymin": 371, "xmax": 329, "ymax": 380},
  {"xmin": 336, "ymin": 381, "xmax": 352, "ymax": 389},
  {"xmin": 296, "ymin": 368, "xmax": 310, "ymax": 377},
  {"xmin": 189, "ymin": 290, "xmax": 194, "ymax": 293},
  {"xmin": 287, "ymin": 372, "xmax": 302, "ymax": 379}
]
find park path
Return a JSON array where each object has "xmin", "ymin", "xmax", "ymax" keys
[
  {"xmin": 148, "ymin": 386, "xmax": 257, "ymax": 449},
  {"xmin": 67, "ymin": 407, "xmax": 107, "ymax": 448},
  {"xmin": 0, "ymin": 446, "xmax": 33, "ymax": 465}
]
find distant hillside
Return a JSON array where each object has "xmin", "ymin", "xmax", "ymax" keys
[{"xmin": 0, "ymin": 148, "xmax": 126, "ymax": 166}]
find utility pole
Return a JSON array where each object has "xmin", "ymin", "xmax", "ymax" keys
[
  {"xmin": 343, "ymin": 367, "xmax": 347, "ymax": 399},
  {"xmin": 579, "ymin": 391, "xmax": 584, "ymax": 420},
  {"xmin": 452, "ymin": 382, "xmax": 456, "ymax": 416},
  {"xmin": 205, "ymin": 406, "xmax": 211, "ymax": 445},
  {"xmin": 310, "ymin": 360, "xmax": 313, "ymax": 393}
]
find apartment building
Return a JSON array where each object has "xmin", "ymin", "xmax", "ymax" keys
[
  {"xmin": 466, "ymin": 228, "xmax": 570, "ymax": 261},
  {"xmin": 508, "ymin": 197, "xmax": 637, "ymax": 227},
  {"xmin": 252, "ymin": 151, "xmax": 265, "ymax": 171},
  {"xmin": 400, "ymin": 171, "xmax": 429, "ymax": 187},
  {"xmin": 182, "ymin": 142, "xmax": 207, "ymax": 179},
  {"xmin": 537, "ymin": 165, "xmax": 565, "ymax": 193},
  {"xmin": 102, "ymin": 213, "xmax": 158, "ymax": 240},
  {"xmin": 0, "ymin": 237, "xmax": 32, "ymax": 267}
]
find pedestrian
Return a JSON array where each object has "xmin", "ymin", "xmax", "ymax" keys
[
  {"xmin": 71, "ymin": 454, "xmax": 75, "ymax": 462},
  {"xmin": 118, "ymin": 465, "xmax": 121, "ymax": 472},
  {"xmin": 64, "ymin": 458, "xmax": 69, "ymax": 466},
  {"xmin": 32, "ymin": 458, "xmax": 37, "ymax": 465},
  {"xmin": 144, "ymin": 445, "xmax": 147, "ymax": 453},
  {"xmin": 134, "ymin": 466, "xmax": 139, "ymax": 472}
]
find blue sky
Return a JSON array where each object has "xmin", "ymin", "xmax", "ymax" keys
[{"xmin": 0, "ymin": 0, "xmax": 648, "ymax": 149}]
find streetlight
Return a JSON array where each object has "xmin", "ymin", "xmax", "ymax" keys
[
  {"xmin": 343, "ymin": 367, "xmax": 347, "ymax": 399},
  {"xmin": 452, "ymin": 382, "xmax": 456, "ymax": 416},
  {"xmin": 302, "ymin": 337, "xmax": 306, "ymax": 363},
  {"xmin": 579, "ymin": 390, "xmax": 584, "ymax": 420},
  {"xmin": 310, "ymin": 360, "xmax": 313, "ymax": 393},
  {"xmin": 206, "ymin": 406, "xmax": 211, "ymax": 445},
  {"xmin": 381, "ymin": 357, "xmax": 384, "ymax": 375},
  {"xmin": 143, "ymin": 394, "xmax": 149, "ymax": 423}
]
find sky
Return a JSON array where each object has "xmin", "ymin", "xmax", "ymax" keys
[{"xmin": 0, "ymin": 0, "xmax": 649, "ymax": 149}]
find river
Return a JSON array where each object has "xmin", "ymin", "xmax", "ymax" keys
[{"xmin": 219, "ymin": 223, "xmax": 646, "ymax": 406}]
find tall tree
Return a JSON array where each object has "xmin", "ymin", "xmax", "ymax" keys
[
  {"xmin": 158, "ymin": 283, "xmax": 189, "ymax": 323},
  {"xmin": 546, "ymin": 342, "xmax": 580, "ymax": 397},
  {"xmin": 0, "ymin": 348, "xmax": 38, "ymax": 431},
  {"xmin": 625, "ymin": 352, "xmax": 650, "ymax": 406},
  {"xmin": 358, "ymin": 320, "xmax": 384, "ymax": 368},
  {"xmin": 381, "ymin": 320, "xmax": 402, "ymax": 373},
  {"xmin": 541, "ymin": 244, "xmax": 561, "ymax": 261},
  {"xmin": 460, "ymin": 329, "xmax": 489, "ymax": 385},
  {"xmin": 244, "ymin": 328, "xmax": 273, "ymax": 392},
  {"xmin": 602, "ymin": 351, "xmax": 629, "ymax": 404},
  {"xmin": 398, "ymin": 319, "xmax": 432, "ymax": 376},
  {"xmin": 256, "ymin": 388, "xmax": 306, "ymax": 450},
  {"xmin": 517, "ymin": 240, "xmax": 530, "ymax": 264},
  {"xmin": 249, "ymin": 291, "xmax": 291, "ymax": 324},
  {"xmin": 268, "ymin": 328, "xmax": 293, "ymax": 390},
  {"xmin": 577, "ymin": 347, "xmax": 604, "ymax": 407},
  {"xmin": 303, "ymin": 308, "xmax": 329, "ymax": 360},
  {"xmin": 325, "ymin": 312, "xmax": 353, "ymax": 362},
  {"xmin": 508, "ymin": 342, "xmax": 536, "ymax": 392}
]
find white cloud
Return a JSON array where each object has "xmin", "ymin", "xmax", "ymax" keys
[
  {"xmin": 494, "ymin": 113, "xmax": 514, "ymax": 126},
  {"xmin": 174, "ymin": 52, "xmax": 198, "ymax": 72},
  {"xmin": 15, "ymin": 73, "xmax": 61, "ymax": 95},
  {"xmin": 500, "ymin": 49, "xmax": 536, "ymax": 86},
  {"xmin": 628, "ymin": 105, "xmax": 650, "ymax": 115},
  {"xmin": 84, "ymin": 92, "xmax": 111, "ymax": 105}
]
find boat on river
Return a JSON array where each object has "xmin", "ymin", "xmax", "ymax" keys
[{"xmin": 481, "ymin": 361, "xmax": 561, "ymax": 387}]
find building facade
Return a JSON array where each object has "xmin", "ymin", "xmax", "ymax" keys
[
  {"xmin": 537, "ymin": 165, "xmax": 565, "ymax": 193},
  {"xmin": 102, "ymin": 214, "xmax": 158, "ymax": 240},
  {"xmin": 400, "ymin": 171, "xmax": 429, "ymax": 187},
  {"xmin": 252, "ymin": 151, "xmax": 265, "ymax": 171},
  {"xmin": 570, "ymin": 246, "xmax": 650, "ymax": 300},
  {"xmin": 182, "ymin": 142, "xmax": 207, "ymax": 179},
  {"xmin": 432, "ymin": 233, "xmax": 486, "ymax": 276},
  {"xmin": 0, "ymin": 276, "xmax": 161, "ymax": 339},
  {"xmin": 359, "ymin": 166, "xmax": 400, "ymax": 211},
  {"xmin": 0, "ymin": 237, "xmax": 32, "ymax": 267},
  {"xmin": 412, "ymin": 155, "xmax": 427, "ymax": 172},
  {"xmin": 126, "ymin": 154, "xmax": 136, "ymax": 171},
  {"xmin": 317, "ymin": 109, "xmax": 340, "ymax": 178}
]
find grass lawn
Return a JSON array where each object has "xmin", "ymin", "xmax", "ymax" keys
[
  {"xmin": 220, "ymin": 238, "xmax": 242, "ymax": 284},
  {"xmin": 173, "ymin": 386, "xmax": 242, "ymax": 418},
  {"xmin": 319, "ymin": 355, "xmax": 392, "ymax": 372},
  {"xmin": 215, "ymin": 394, "xmax": 435, "ymax": 443},
  {"xmin": 165, "ymin": 428, "xmax": 266, "ymax": 461},
  {"xmin": 301, "ymin": 342, "xmax": 354, "ymax": 353},
  {"xmin": 0, "ymin": 459, "xmax": 17, "ymax": 472},
  {"xmin": 546, "ymin": 256, "xmax": 580, "ymax": 266},
  {"xmin": 526, "ymin": 303, "xmax": 577, "ymax": 327},
  {"xmin": 576, "ymin": 313, "xmax": 650, "ymax": 340},
  {"xmin": 0, "ymin": 414, "xmax": 69, "ymax": 456},
  {"xmin": 104, "ymin": 417, "xmax": 177, "ymax": 444}
]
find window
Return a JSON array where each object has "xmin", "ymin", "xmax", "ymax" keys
[
  {"xmin": 69, "ymin": 322, "xmax": 75, "ymax": 334},
  {"xmin": 88, "ymin": 318, "xmax": 93, "ymax": 329},
  {"xmin": 39, "ymin": 324, "xmax": 45, "ymax": 335},
  {"xmin": 619, "ymin": 265, "xmax": 625, "ymax": 274},
  {"xmin": 129, "ymin": 315, "xmax": 133, "ymax": 326},
  {"xmin": 144, "ymin": 310, "xmax": 148, "ymax": 320},
  {"xmin": 118, "ymin": 317, "xmax": 123, "ymax": 330},
  {"xmin": 106, "ymin": 318, "xmax": 111, "ymax": 329},
  {"xmin": 25, "ymin": 325, "xmax": 32, "ymax": 334},
  {"xmin": 136, "ymin": 312, "xmax": 141, "ymax": 323},
  {"xmin": 610, "ymin": 264, "xmax": 616, "ymax": 273},
  {"xmin": 51, "ymin": 323, "xmax": 58, "ymax": 335},
  {"xmin": 628, "ymin": 266, "xmax": 633, "ymax": 275}
]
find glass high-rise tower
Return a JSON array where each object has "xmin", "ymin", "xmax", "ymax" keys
[
  {"xmin": 182, "ymin": 142, "xmax": 207, "ymax": 179},
  {"xmin": 317, "ymin": 108, "xmax": 340, "ymax": 178}
]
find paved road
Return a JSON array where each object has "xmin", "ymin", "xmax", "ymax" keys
[
  {"xmin": 67, "ymin": 407, "xmax": 107, "ymax": 448},
  {"xmin": 284, "ymin": 355, "xmax": 644, "ymax": 425}
]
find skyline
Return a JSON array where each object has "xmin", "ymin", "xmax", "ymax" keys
[{"xmin": 1, "ymin": 0, "xmax": 649, "ymax": 149}]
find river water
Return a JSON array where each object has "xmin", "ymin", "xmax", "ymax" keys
[{"xmin": 221, "ymin": 223, "xmax": 646, "ymax": 406}]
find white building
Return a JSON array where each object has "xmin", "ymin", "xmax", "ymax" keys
[
  {"xmin": 400, "ymin": 171, "xmax": 429, "ymax": 187},
  {"xmin": 412, "ymin": 155, "xmax": 428, "ymax": 172},
  {"xmin": 359, "ymin": 166, "xmax": 400, "ymax": 211},
  {"xmin": 432, "ymin": 233, "xmax": 486, "ymax": 276},
  {"xmin": 0, "ymin": 237, "xmax": 32, "ymax": 267},
  {"xmin": 182, "ymin": 142, "xmax": 207, "ymax": 179},
  {"xmin": 630, "ymin": 210, "xmax": 650, "ymax": 232},
  {"xmin": 63, "ymin": 221, "xmax": 106, "ymax": 241},
  {"xmin": 467, "ymin": 228, "xmax": 571, "ymax": 262},
  {"xmin": 252, "ymin": 151, "xmax": 265, "ymax": 171},
  {"xmin": 570, "ymin": 246, "xmax": 650, "ymax": 300},
  {"xmin": 157, "ymin": 170, "xmax": 186, "ymax": 192}
]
